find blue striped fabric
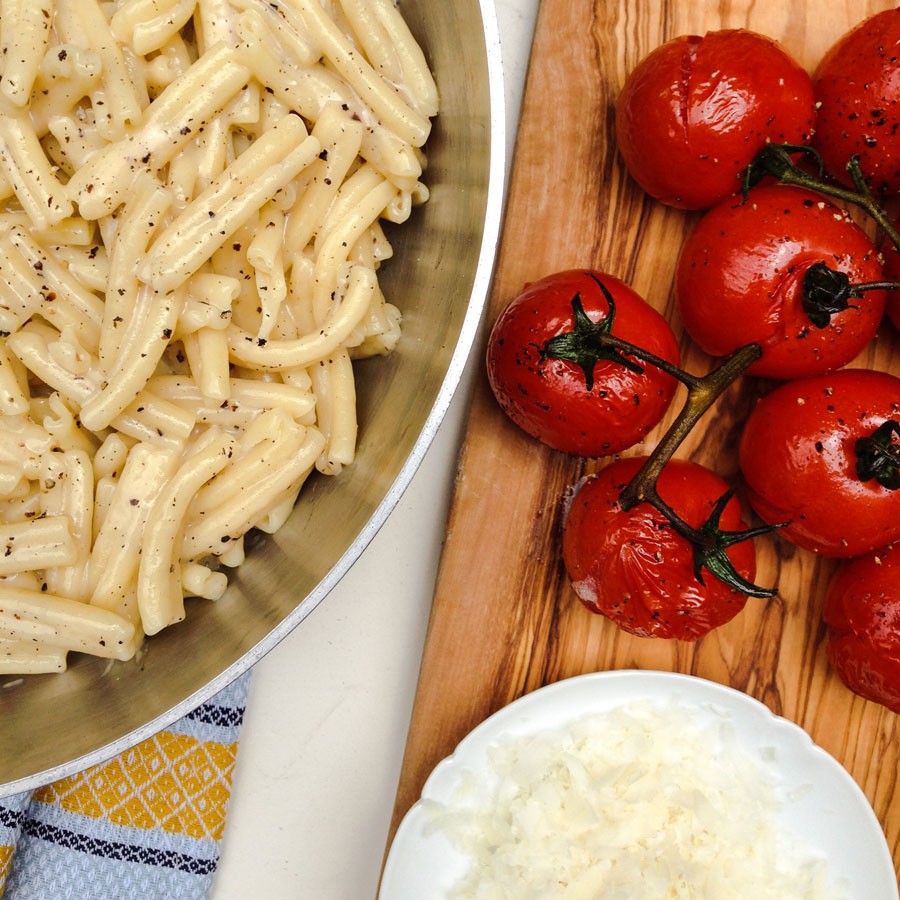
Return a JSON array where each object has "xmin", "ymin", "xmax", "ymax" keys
[{"xmin": 0, "ymin": 672, "xmax": 251, "ymax": 900}]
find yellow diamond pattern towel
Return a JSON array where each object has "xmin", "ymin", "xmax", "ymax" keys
[{"xmin": 0, "ymin": 672, "xmax": 250, "ymax": 899}]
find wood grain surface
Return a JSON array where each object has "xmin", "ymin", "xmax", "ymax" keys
[{"xmin": 388, "ymin": 0, "xmax": 900, "ymax": 878}]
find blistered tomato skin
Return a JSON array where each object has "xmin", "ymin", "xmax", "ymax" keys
[
  {"xmin": 739, "ymin": 370, "xmax": 900, "ymax": 558},
  {"xmin": 824, "ymin": 544, "xmax": 900, "ymax": 714},
  {"xmin": 562, "ymin": 457, "xmax": 756, "ymax": 640},
  {"xmin": 675, "ymin": 185, "xmax": 886, "ymax": 379},
  {"xmin": 813, "ymin": 9, "xmax": 900, "ymax": 194},
  {"xmin": 485, "ymin": 270, "xmax": 679, "ymax": 458},
  {"xmin": 616, "ymin": 29, "xmax": 815, "ymax": 210}
]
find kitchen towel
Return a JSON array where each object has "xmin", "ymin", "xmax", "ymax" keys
[{"xmin": 0, "ymin": 671, "xmax": 250, "ymax": 900}]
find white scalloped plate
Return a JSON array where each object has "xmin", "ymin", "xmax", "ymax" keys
[{"xmin": 380, "ymin": 670, "xmax": 897, "ymax": 899}]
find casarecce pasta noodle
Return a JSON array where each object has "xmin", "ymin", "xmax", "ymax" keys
[{"xmin": 0, "ymin": 0, "xmax": 438, "ymax": 674}]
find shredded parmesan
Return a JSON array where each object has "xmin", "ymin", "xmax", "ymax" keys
[{"xmin": 427, "ymin": 700, "xmax": 845, "ymax": 899}]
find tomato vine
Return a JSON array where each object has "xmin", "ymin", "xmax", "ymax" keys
[
  {"xmin": 743, "ymin": 143, "xmax": 900, "ymax": 250},
  {"xmin": 541, "ymin": 276, "xmax": 781, "ymax": 598}
]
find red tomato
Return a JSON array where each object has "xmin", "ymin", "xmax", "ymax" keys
[
  {"xmin": 616, "ymin": 29, "xmax": 815, "ymax": 210},
  {"xmin": 562, "ymin": 456, "xmax": 757, "ymax": 640},
  {"xmin": 676, "ymin": 185, "xmax": 886, "ymax": 379},
  {"xmin": 485, "ymin": 270, "xmax": 679, "ymax": 458},
  {"xmin": 739, "ymin": 369, "xmax": 900, "ymax": 557},
  {"xmin": 813, "ymin": 9, "xmax": 900, "ymax": 194},
  {"xmin": 824, "ymin": 543, "xmax": 900, "ymax": 714}
]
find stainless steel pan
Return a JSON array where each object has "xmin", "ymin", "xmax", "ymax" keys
[{"xmin": 0, "ymin": 0, "xmax": 505, "ymax": 794}]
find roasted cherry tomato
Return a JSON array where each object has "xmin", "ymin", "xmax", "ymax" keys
[
  {"xmin": 813, "ymin": 9, "xmax": 900, "ymax": 194},
  {"xmin": 616, "ymin": 29, "xmax": 815, "ymax": 210},
  {"xmin": 485, "ymin": 270, "xmax": 679, "ymax": 457},
  {"xmin": 676, "ymin": 185, "xmax": 886, "ymax": 378},
  {"xmin": 824, "ymin": 543, "xmax": 900, "ymax": 714},
  {"xmin": 562, "ymin": 456, "xmax": 757, "ymax": 640},
  {"xmin": 739, "ymin": 369, "xmax": 900, "ymax": 557}
]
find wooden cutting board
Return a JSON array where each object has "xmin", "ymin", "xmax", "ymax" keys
[{"xmin": 388, "ymin": 0, "xmax": 900, "ymax": 876}]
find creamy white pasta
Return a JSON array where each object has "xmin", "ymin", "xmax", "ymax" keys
[{"xmin": 0, "ymin": 0, "xmax": 437, "ymax": 674}]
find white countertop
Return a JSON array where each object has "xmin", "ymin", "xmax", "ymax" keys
[{"xmin": 211, "ymin": 2, "xmax": 539, "ymax": 897}]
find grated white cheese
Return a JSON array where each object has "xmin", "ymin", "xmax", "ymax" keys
[{"xmin": 427, "ymin": 700, "xmax": 845, "ymax": 899}]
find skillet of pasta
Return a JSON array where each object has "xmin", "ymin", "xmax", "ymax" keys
[{"xmin": 0, "ymin": 0, "xmax": 438, "ymax": 674}]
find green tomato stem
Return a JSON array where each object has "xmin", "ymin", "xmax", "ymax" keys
[
  {"xmin": 855, "ymin": 420, "xmax": 900, "ymax": 491},
  {"xmin": 615, "ymin": 342, "xmax": 779, "ymax": 599},
  {"xmin": 541, "ymin": 277, "xmax": 700, "ymax": 390},
  {"xmin": 600, "ymin": 332, "xmax": 703, "ymax": 390},
  {"xmin": 852, "ymin": 281, "xmax": 900, "ymax": 293},
  {"xmin": 618, "ymin": 343, "xmax": 762, "ymax": 513},
  {"xmin": 801, "ymin": 263, "xmax": 900, "ymax": 329},
  {"xmin": 743, "ymin": 144, "xmax": 900, "ymax": 251},
  {"xmin": 543, "ymin": 280, "xmax": 778, "ymax": 598}
]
